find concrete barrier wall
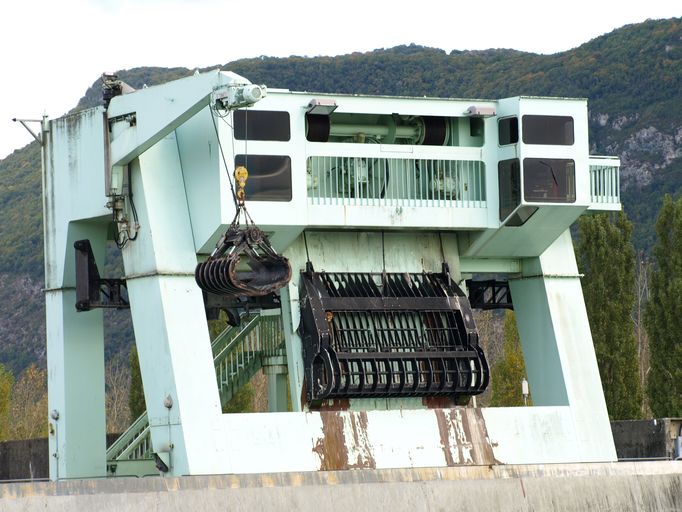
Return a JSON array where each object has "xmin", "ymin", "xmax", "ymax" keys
[
  {"xmin": 1, "ymin": 461, "xmax": 681, "ymax": 511},
  {"xmin": 0, "ymin": 439, "xmax": 49, "ymax": 481},
  {"xmin": 0, "ymin": 435, "xmax": 120, "ymax": 482},
  {"xmin": 612, "ymin": 418, "xmax": 682, "ymax": 460}
]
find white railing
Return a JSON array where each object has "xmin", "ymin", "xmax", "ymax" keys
[
  {"xmin": 589, "ymin": 157, "xmax": 620, "ymax": 206},
  {"xmin": 307, "ymin": 156, "xmax": 486, "ymax": 208}
]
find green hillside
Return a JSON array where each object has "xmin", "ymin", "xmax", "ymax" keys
[{"xmin": 0, "ymin": 17, "xmax": 680, "ymax": 373}]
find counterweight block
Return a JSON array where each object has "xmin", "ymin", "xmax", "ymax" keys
[{"xmin": 299, "ymin": 265, "xmax": 489, "ymax": 403}]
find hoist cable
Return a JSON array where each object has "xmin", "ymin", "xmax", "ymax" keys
[{"xmin": 209, "ymin": 106, "xmax": 239, "ymax": 209}]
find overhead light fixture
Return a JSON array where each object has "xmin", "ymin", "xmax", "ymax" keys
[
  {"xmin": 306, "ymin": 98, "xmax": 338, "ymax": 116},
  {"xmin": 465, "ymin": 106, "xmax": 496, "ymax": 117}
]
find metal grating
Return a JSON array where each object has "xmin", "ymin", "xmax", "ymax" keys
[
  {"xmin": 318, "ymin": 272, "xmax": 469, "ymax": 353},
  {"xmin": 307, "ymin": 156, "xmax": 486, "ymax": 207}
]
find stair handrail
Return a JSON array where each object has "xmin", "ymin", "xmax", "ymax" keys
[
  {"xmin": 211, "ymin": 312, "xmax": 259, "ymax": 356},
  {"xmin": 106, "ymin": 411, "xmax": 150, "ymax": 461},
  {"xmin": 115, "ymin": 422, "xmax": 152, "ymax": 461},
  {"xmin": 259, "ymin": 310, "xmax": 286, "ymax": 358},
  {"xmin": 214, "ymin": 311, "xmax": 284, "ymax": 385},
  {"xmin": 213, "ymin": 314, "xmax": 263, "ymax": 363}
]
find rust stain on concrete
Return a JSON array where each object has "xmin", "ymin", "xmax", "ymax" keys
[
  {"xmin": 313, "ymin": 411, "xmax": 376, "ymax": 471},
  {"xmin": 423, "ymin": 396, "xmax": 458, "ymax": 409},
  {"xmin": 313, "ymin": 412, "xmax": 348, "ymax": 471},
  {"xmin": 423, "ymin": 396, "xmax": 472, "ymax": 408},
  {"xmin": 314, "ymin": 398, "xmax": 351, "ymax": 411},
  {"xmin": 434, "ymin": 408, "xmax": 498, "ymax": 466}
]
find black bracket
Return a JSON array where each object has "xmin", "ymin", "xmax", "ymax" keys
[
  {"xmin": 74, "ymin": 239, "xmax": 129, "ymax": 311},
  {"xmin": 466, "ymin": 279, "xmax": 513, "ymax": 310}
]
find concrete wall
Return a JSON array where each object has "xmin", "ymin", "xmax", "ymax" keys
[
  {"xmin": 1, "ymin": 461, "xmax": 681, "ymax": 511},
  {"xmin": 612, "ymin": 419, "xmax": 682, "ymax": 460},
  {"xmin": 0, "ymin": 435, "xmax": 120, "ymax": 482},
  {"xmin": 3, "ymin": 421, "xmax": 681, "ymax": 482},
  {"xmin": 0, "ymin": 439, "xmax": 48, "ymax": 481}
]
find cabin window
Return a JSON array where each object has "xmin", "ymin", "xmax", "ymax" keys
[
  {"xmin": 523, "ymin": 158, "xmax": 576, "ymax": 203},
  {"xmin": 522, "ymin": 115, "xmax": 574, "ymax": 145},
  {"xmin": 498, "ymin": 158, "xmax": 520, "ymax": 221},
  {"xmin": 498, "ymin": 117, "xmax": 518, "ymax": 145},
  {"xmin": 234, "ymin": 155, "xmax": 292, "ymax": 201},
  {"xmin": 234, "ymin": 111, "xmax": 291, "ymax": 141}
]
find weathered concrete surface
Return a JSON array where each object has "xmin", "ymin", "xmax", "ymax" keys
[
  {"xmin": 1, "ymin": 461, "xmax": 681, "ymax": 511},
  {"xmin": 310, "ymin": 407, "xmax": 497, "ymax": 471}
]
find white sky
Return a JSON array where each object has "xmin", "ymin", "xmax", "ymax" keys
[{"xmin": 1, "ymin": 0, "xmax": 680, "ymax": 160}]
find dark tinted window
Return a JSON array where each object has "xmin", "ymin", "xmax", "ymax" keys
[
  {"xmin": 234, "ymin": 155, "xmax": 292, "ymax": 201},
  {"xmin": 498, "ymin": 117, "xmax": 518, "ymax": 145},
  {"xmin": 522, "ymin": 115, "xmax": 574, "ymax": 145},
  {"xmin": 469, "ymin": 117, "xmax": 484, "ymax": 137},
  {"xmin": 234, "ymin": 110, "xmax": 290, "ymax": 141},
  {"xmin": 498, "ymin": 159, "xmax": 520, "ymax": 221},
  {"xmin": 505, "ymin": 206, "xmax": 538, "ymax": 227},
  {"xmin": 523, "ymin": 158, "xmax": 575, "ymax": 203}
]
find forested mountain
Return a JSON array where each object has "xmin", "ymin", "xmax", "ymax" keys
[{"xmin": 0, "ymin": 17, "xmax": 680, "ymax": 374}]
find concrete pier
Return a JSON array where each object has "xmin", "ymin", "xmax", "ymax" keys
[{"xmin": 1, "ymin": 461, "xmax": 681, "ymax": 511}]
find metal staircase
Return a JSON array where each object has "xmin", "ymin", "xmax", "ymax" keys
[
  {"xmin": 214, "ymin": 311, "xmax": 285, "ymax": 406},
  {"xmin": 106, "ymin": 310, "xmax": 285, "ymax": 476}
]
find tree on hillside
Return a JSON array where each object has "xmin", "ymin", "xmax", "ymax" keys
[
  {"xmin": 645, "ymin": 195, "xmax": 682, "ymax": 417},
  {"xmin": 7, "ymin": 364, "xmax": 47, "ymax": 439},
  {"xmin": 222, "ymin": 384, "xmax": 255, "ymax": 414},
  {"xmin": 490, "ymin": 311, "xmax": 529, "ymax": 407},
  {"xmin": 634, "ymin": 253, "xmax": 652, "ymax": 415},
  {"xmin": 106, "ymin": 355, "xmax": 131, "ymax": 433},
  {"xmin": 577, "ymin": 211, "xmax": 641, "ymax": 419},
  {"xmin": 0, "ymin": 363, "xmax": 13, "ymax": 440},
  {"xmin": 128, "ymin": 345, "xmax": 145, "ymax": 421},
  {"xmin": 473, "ymin": 310, "xmax": 506, "ymax": 407}
]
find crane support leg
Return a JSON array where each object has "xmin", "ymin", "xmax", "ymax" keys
[
  {"xmin": 120, "ymin": 136, "xmax": 222, "ymax": 475},
  {"xmin": 505, "ymin": 230, "xmax": 616, "ymax": 461},
  {"xmin": 46, "ymin": 223, "xmax": 107, "ymax": 479}
]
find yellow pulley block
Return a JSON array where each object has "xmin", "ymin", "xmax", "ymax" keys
[{"xmin": 234, "ymin": 166, "xmax": 248, "ymax": 203}]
